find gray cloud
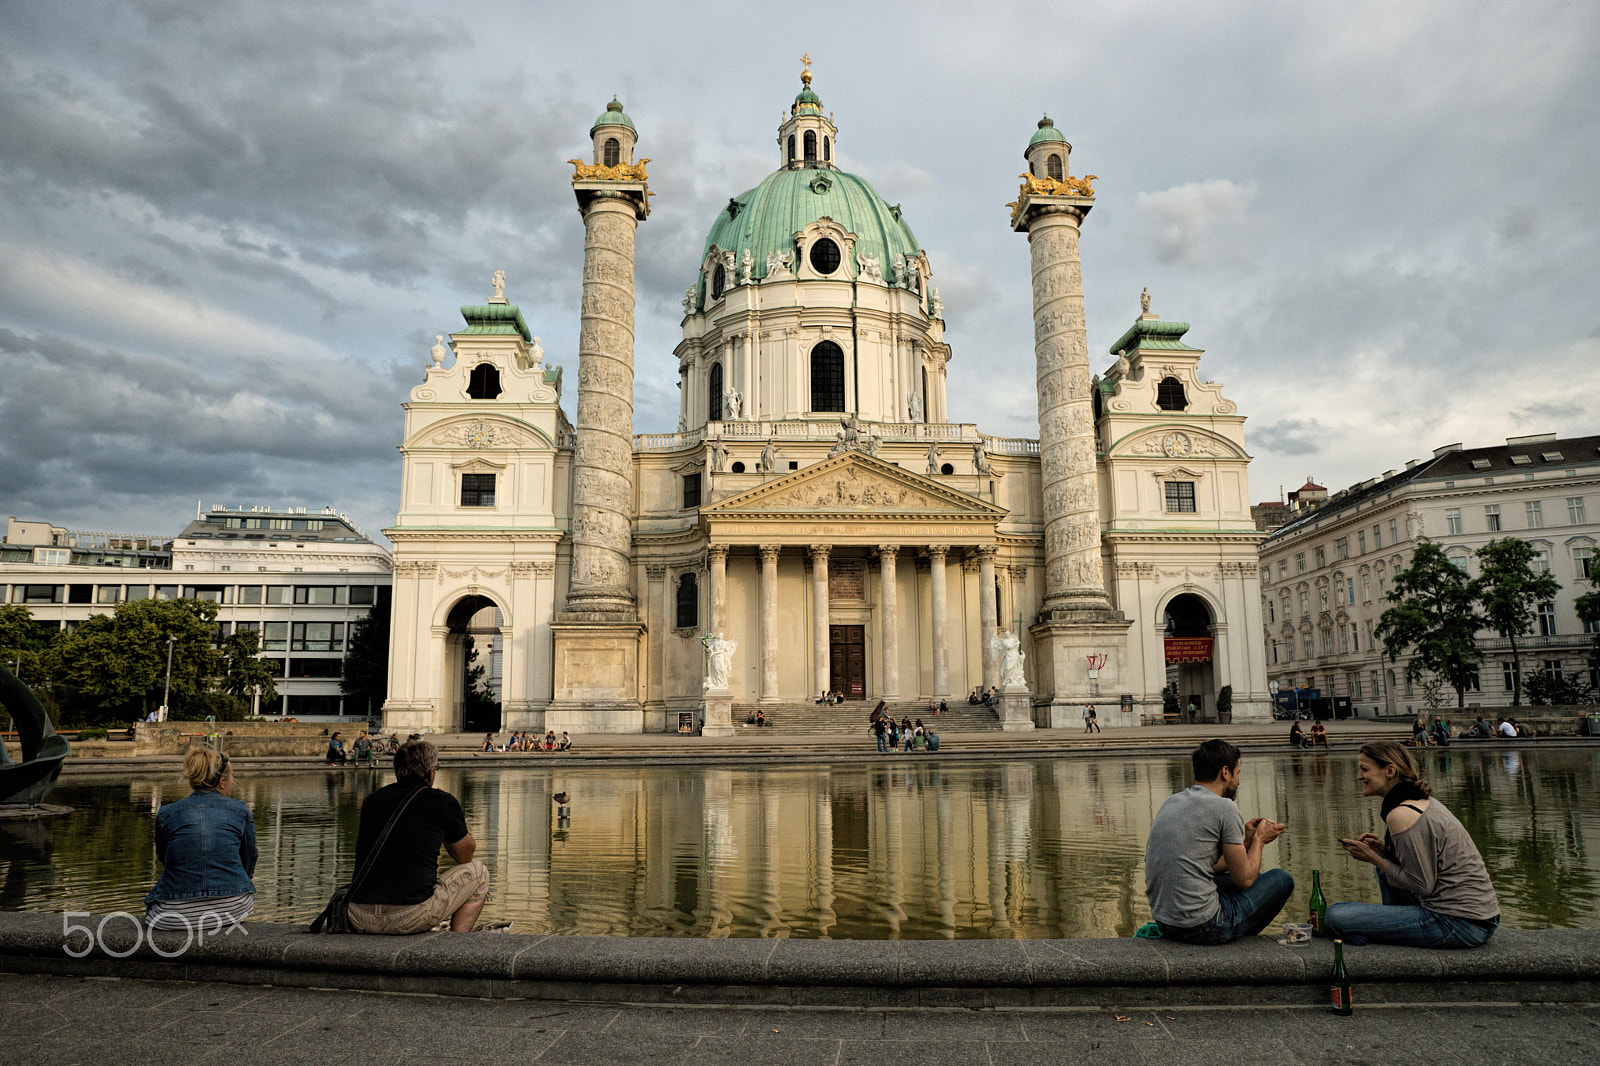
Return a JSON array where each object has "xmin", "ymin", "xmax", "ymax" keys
[{"xmin": 0, "ymin": 0, "xmax": 1597, "ymax": 539}]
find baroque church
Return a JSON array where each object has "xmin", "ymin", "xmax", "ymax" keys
[{"xmin": 380, "ymin": 67, "xmax": 1270, "ymax": 735}]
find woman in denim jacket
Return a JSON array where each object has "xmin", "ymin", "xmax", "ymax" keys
[{"xmin": 144, "ymin": 749, "xmax": 258, "ymax": 930}]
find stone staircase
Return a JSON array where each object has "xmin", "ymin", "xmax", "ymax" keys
[{"xmin": 730, "ymin": 699, "xmax": 1006, "ymax": 736}]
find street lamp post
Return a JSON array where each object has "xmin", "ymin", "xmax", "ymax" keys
[{"xmin": 161, "ymin": 634, "xmax": 176, "ymax": 722}]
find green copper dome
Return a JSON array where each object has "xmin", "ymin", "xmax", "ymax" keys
[
  {"xmin": 699, "ymin": 167, "xmax": 922, "ymax": 293},
  {"xmin": 590, "ymin": 98, "xmax": 635, "ymax": 135},
  {"xmin": 792, "ymin": 86, "xmax": 823, "ymax": 114},
  {"xmin": 1028, "ymin": 115, "xmax": 1068, "ymax": 149}
]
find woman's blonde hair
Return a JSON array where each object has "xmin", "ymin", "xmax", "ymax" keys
[
  {"xmin": 1358, "ymin": 740, "xmax": 1431, "ymax": 796},
  {"xmin": 184, "ymin": 749, "xmax": 229, "ymax": 791}
]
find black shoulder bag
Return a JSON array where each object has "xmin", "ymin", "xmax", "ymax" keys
[{"xmin": 309, "ymin": 786, "xmax": 425, "ymax": 934}]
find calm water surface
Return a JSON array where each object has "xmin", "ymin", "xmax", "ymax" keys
[{"xmin": 3, "ymin": 748, "xmax": 1596, "ymax": 939}]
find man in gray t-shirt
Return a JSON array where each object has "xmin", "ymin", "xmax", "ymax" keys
[{"xmin": 1145, "ymin": 740, "xmax": 1293, "ymax": 944}]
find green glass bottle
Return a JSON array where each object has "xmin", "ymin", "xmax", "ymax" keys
[
  {"xmin": 1330, "ymin": 938, "xmax": 1353, "ymax": 1015},
  {"xmin": 1309, "ymin": 869, "xmax": 1327, "ymax": 935}
]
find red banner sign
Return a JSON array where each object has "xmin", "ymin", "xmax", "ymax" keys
[{"xmin": 1165, "ymin": 637, "xmax": 1213, "ymax": 663}]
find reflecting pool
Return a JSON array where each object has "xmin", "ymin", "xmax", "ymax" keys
[{"xmin": 3, "ymin": 747, "xmax": 1596, "ymax": 939}]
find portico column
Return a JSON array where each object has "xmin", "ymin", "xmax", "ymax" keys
[
  {"xmin": 707, "ymin": 545, "xmax": 728, "ymax": 637},
  {"xmin": 759, "ymin": 544, "xmax": 781, "ymax": 703},
  {"xmin": 810, "ymin": 545, "xmax": 831, "ymax": 697},
  {"xmin": 877, "ymin": 545, "xmax": 900, "ymax": 701},
  {"xmin": 928, "ymin": 544, "xmax": 950, "ymax": 699},
  {"xmin": 978, "ymin": 546, "xmax": 999, "ymax": 691}
]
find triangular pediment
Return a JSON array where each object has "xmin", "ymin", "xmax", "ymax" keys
[{"xmin": 701, "ymin": 451, "xmax": 1007, "ymax": 519}]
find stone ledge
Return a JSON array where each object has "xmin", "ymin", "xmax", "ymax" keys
[{"xmin": 2, "ymin": 911, "xmax": 1595, "ymax": 1006}]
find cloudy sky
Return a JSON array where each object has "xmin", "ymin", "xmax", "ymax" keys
[{"xmin": 2, "ymin": 0, "xmax": 1596, "ymax": 542}]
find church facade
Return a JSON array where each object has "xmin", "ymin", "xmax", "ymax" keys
[{"xmin": 380, "ymin": 72, "xmax": 1270, "ymax": 735}]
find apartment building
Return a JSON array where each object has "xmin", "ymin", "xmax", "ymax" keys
[{"xmin": 1258, "ymin": 433, "xmax": 1599, "ymax": 716}]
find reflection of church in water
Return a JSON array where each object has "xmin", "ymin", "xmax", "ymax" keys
[{"xmin": 379, "ymin": 65, "xmax": 1269, "ymax": 736}]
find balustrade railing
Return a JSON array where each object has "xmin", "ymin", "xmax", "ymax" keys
[{"xmin": 632, "ymin": 420, "xmax": 1041, "ymax": 452}]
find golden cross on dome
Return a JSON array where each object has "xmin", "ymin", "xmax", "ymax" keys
[{"xmin": 800, "ymin": 53, "xmax": 813, "ymax": 85}]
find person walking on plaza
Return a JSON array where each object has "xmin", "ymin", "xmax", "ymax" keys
[
  {"xmin": 1083, "ymin": 703, "xmax": 1100, "ymax": 733},
  {"xmin": 144, "ymin": 750, "xmax": 257, "ymax": 930},
  {"xmin": 1326, "ymin": 741, "xmax": 1499, "ymax": 948},
  {"xmin": 346, "ymin": 740, "xmax": 490, "ymax": 934},
  {"xmin": 1144, "ymin": 739, "xmax": 1292, "ymax": 944}
]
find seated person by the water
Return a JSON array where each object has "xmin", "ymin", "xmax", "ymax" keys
[
  {"xmin": 755, "ymin": 709, "xmax": 767, "ymax": 727},
  {"xmin": 145, "ymin": 750, "xmax": 257, "ymax": 931},
  {"xmin": 1144, "ymin": 739, "xmax": 1292, "ymax": 944},
  {"xmin": 352, "ymin": 731, "xmax": 373, "ymax": 763},
  {"xmin": 326, "ymin": 731, "xmax": 347, "ymax": 765},
  {"xmin": 1289, "ymin": 721, "xmax": 1305, "ymax": 748},
  {"xmin": 1326, "ymin": 741, "xmax": 1499, "ymax": 948},
  {"xmin": 1465, "ymin": 717, "xmax": 1492, "ymax": 739},
  {"xmin": 1309, "ymin": 721, "xmax": 1328, "ymax": 747},
  {"xmin": 1498, "ymin": 717, "xmax": 1517, "ymax": 738},
  {"xmin": 1430, "ymin": 717, "xmax": 1451, "ymax": 747},
  {"xmin": 544, "ymin": 730, "xmax": 557, "ymax": 750},
  {"xmin": 482, "ymin": 731, "xmax": 496, "ymax": 752},
  {"xmin": 346, "ymin": 740, "xmax": 490, "ymax": 935},
  {"xmin": 557, "ymin": 731, "xmax": 572, "ymax": 751}
]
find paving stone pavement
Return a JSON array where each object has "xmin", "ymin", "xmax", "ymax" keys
[{"xmin": 2, "ymin": 972, "xmax": 1596, "ymax": 1066}]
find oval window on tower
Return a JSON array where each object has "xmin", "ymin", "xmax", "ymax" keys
[
  {"xmin": 809, "ymin": 238, "xmax": 841, "ymax": 275},
  {"xmin": 711, "ymin": 264, "xmax": 725, "ymax": 300}
]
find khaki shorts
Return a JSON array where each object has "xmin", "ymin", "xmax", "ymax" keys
[{"xmin": 347, "ymin": 860, "xmax": 490, "ymax": 935}]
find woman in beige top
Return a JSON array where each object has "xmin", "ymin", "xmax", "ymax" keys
[{"xmin": 1327, "ymin": 741, "xmax": 1499, "ymax": 947}]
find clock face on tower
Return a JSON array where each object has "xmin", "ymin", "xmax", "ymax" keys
[
  {"xmin": 1162, "ymin": 431, "xmax": 1192, "ymax": 458},
  {"xmin": 465, "ymin": 421, "xmax": 495, "ymax": 449}
]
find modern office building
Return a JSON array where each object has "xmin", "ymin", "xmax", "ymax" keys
[
  {"xmin": 1258, "ymin": 433, "xmax": 1600, "ymax": 716},
  {"xmin": 1, "ymin": 506, "xmax": 392, "ymax": 719}
]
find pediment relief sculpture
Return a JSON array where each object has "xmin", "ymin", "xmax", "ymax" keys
[
  {"xmin": 704, "ymin": 454, "xmax": 1003, "ymax": 518},
  {"xmin": 1122, "ymin": 429, "xmax": 1240, "ymax": 460},
  {"xmin": 420, "ymin": 416, "xmax": 550, "ymax": 450}
]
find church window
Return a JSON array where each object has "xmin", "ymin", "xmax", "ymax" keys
[
  {"xmin": 787, "ymin": 134, "xmax": 796, "ymax": 165},
  {"xmin": 603, "ymin": 137, "xmax": 620, "ymax": 167},
  {"xmin": 1046, "ymin": 153, "xmax": 1063, "ymax": 181},
  {"xmin": 1156, "ymin": 376, "xmax": 1187, "ymax": 411},
  {"xmin": 708, "ymin": 362, "xmax": 724, "ymax": 421},
  {"xmin": 803, "ymin": 130, "xmax": 817, "ymax": 164},
  {"xmin": 1163, "ymin": 480, "xmax": 1196, "ymax": 513},
  {"xmin": 940, "ymin": 463, "xmax": 954, "ymax": 476},
  {"xmin": 809, "ymin": 237, "xmax": 841, "ymax": 275},
  {"xmin": 823, "ymin": 135, "xmax": 831, "ymax": 162},
  {"xmin": 676, "ymin": 573, "xmax": 698, "ymax": 629},
  {"xmin": 682, "ymin": 473, "xmax": 701, "ymax": 509},
  {"xmin": 810, "ymin": 340, "xmax": 845, "ymax": 412},
  {"xmin": 460, "ymin": 474, "xmax": 495, "ymax": 508},
  {"xmin": 730, "ymin": 461, "xmax": 745, "ymax": 473},
  {"xmin": 467, "ymin": 363, "xmax": 502, "ymax": 399},
  {"xmin": 711, "ymin": 264, "xmax": 726, "ymax": 300}
]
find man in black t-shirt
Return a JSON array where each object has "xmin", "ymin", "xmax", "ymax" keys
[{"xmin": 346, "ymin": 740, "xmax": 490, "ymax": 934}]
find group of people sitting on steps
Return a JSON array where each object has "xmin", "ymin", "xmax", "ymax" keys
[{"xmin": 483, "ymin": 730, "xmax": 570, "ymax": 752}]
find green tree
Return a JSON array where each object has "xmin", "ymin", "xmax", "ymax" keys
[
  {"xmin": 1474, "ymin": 538, "xmax": 1562, "ymax": 707},
  {"xmin": 1375, "ymin": 540, "xmax": 1483, "ymax": 709},
  {"xmin": 221, "ymin": 628, "xmax": 279, "ymax": 714},
  {"xmin": 341, "ymin": 599, "xmax": 390, "ymax": 718},
  {"xmin": 461, "ymin": 635, "xmax": 499, "ymax": 729},
  {"xmin": 0, "ymin": 604, "xmax": 50, "ymax": 689},
  {"xmin": 45, "ymin": 598, "xmax": 220, "ymax": 724},
  {"xmin": 1575, "ymin": 554, "xmax": 1600, "ymax": 692}
]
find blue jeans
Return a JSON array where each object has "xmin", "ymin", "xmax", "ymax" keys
[
  {"xmin": 1158, "ymin": 869, "xmax": 1295, "ymax": 945},
  {"xmin": 1324, "ymin": 870, "xmax": 1498, "ymax": 948},
  {"xmin": 875, "ymin": 732, "xmax": 888, "ymax": 753}
]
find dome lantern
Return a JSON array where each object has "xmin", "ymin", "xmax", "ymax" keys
[{"xmin": 777, "ymin": 54, "xmax": 837, "ymax": 171}]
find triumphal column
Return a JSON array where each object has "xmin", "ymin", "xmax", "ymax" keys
[
  {"xmin": 1009, "ymin": 116, "xmax": 1130, "ymax": 727},
  {"xmin": 547, "ymin": 100, "xmax": 652, "ymax": 734}
]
